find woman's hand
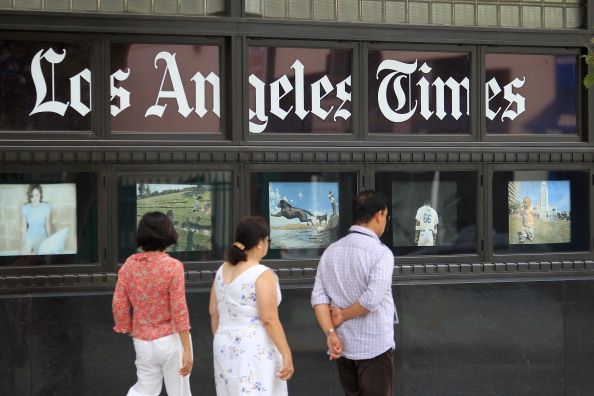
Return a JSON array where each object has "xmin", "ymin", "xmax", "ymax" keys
[
  {"xmin": 179, "ymin": 349, "xmax": 193, "ymax": 377},
  {"xmin": 276, "ymin": 353, "xmax": 294, "ymax": 380}
]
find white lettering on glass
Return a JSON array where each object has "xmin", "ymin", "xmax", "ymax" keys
[
  {"xmin": 376, "ymin": 59, "xmax": 470, "ymax": 122},
  {"xmin": 110, "ymin": 68, "xmax": 131, "ymax": 117},
  {"xmin": 248, "ymin": 61, "xmax": 352, "ymax": 133},
  {"xmin": 26, "ymin": 48, "xmax": 529, "ymax": 131},
  {"xmin": 485, "ymin": 76, "xmax": 526, "ymax": 121},
  {"xmin": 30, "ymin": 48, "xmax": 70, "ymax": 116},
  {"xmin": 145, "ymin": 52, "xmax": 193, "ymax": 118}
]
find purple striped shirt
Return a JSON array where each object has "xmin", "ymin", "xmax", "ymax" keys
[{"xmin": 311, "ymin": 225, "xmax": 397, "ymax": 360}]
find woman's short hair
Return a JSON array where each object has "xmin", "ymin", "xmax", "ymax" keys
[
  {"xmin": 26, "ymin": 184, "xmax": 43, "ymax": 202},
  {"xmin": 352, "ymin": 190, "xmax": 388, "ymax": 224},
  {"xmin": 135, "ymin": 211, "xmax": 178, "ymax": 252},
  {"xmin": 226, "ymin": 216, "xmax": 270, "ymax": 265}
]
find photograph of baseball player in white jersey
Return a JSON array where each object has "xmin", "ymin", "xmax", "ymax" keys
[
  {"xmin": 381, "ymin": 170, "xmax": 477, "ymax": 255},
  {"xmin": 414, "ymin": 200, "xmax": 439, "ymax": 246}
]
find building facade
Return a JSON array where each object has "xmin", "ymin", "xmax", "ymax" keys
[{"xmin": 0, "ymin": 1, "xmax": 593, "ymax": 394}]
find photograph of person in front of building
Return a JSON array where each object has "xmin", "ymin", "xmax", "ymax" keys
[
  {"xmin": 508, "ymin": 180, "xmax": 571, "ymax": 244},
  {"xmin": 414, "ymin": 200, "xmax": 439, "ymax": 246}
]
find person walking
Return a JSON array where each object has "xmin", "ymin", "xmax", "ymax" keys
[
  {"xmin": 311, "ymin": 190, "xmax": 397, "ymax": 396},
  {"xmin": 209, "ymin": 216, "xmax": 294, "ymax": 395},
  {"xmin": 113, "ymin": 211, "xmax": 193, "ymax": 396}
]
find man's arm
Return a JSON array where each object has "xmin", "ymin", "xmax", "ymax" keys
[
  {"xmin": 314, "ymin": 304, "xmax": 342, "ymax": 360},
  {"xmin": 333, "ymin": 251, "xmax": 394, "ymax": 327},
  {"xmin": 331, "ymin": 302, "xmax": 369, "ymax": 327}
]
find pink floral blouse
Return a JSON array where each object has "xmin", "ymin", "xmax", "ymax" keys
[{"xmin": 112, "ymin": 251, "xmax": 191, "ymax": 340}]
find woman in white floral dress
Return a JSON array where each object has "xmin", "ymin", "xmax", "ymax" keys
[{"xmin": 209, "ymin": 216, "xmax": 294, "ymax": 395}]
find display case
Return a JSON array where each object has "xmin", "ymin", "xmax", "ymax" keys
[
  {"xmin": 249, "ymin": 170, "xmax": 357, "ymax": 260},
  {"xmin": 0, "ymin": 171, "xmax": 99, "ymax": 266},
  {"xmin": 375, "ymin": 169, "xmax": 478, "ymax": 256},
  {"xmin": 492, "ymin": 169, "xmax": 589, "ymax": 254},
  {"xmin": 116, "ymin": 169, "xmax": 233, "ymax": 264}
]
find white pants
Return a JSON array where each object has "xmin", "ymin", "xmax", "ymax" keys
[
  {"xmin": 417, "ymin": 229, "xmax": 435, "ymax": 246},
  {"xmin": 128, "ymin": 333, "xmax": 191, "ymax": 396}
]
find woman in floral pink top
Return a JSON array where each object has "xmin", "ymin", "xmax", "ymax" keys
[{"xmin": 113, "ymin": 211, "xmax": 193, "ymax": 396}]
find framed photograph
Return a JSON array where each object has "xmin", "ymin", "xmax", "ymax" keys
[
  {"xmin": 117, "ymin": 170, "xmax": 233, "ymax": 263},
  {"xmin": 268, "ymin": 181, "xmax": 340, "ymax": 249},
  {"xmin": 136, "ymin": 183, "xmax": 214, "ymax": 252},
  {"xmin": 0, "ymin": 172, "xmax": 98, "ymax": 266},
  {"xmin": 375, "ymin": 170, "xmax": 478, "ymax": 255},
  {"xmin": 492, "ymin": 170, "xmax": 588, "ymax": 254},
  {"xmin": 251, "ymin": 171, "xmax": 357, "ymax": 260}
]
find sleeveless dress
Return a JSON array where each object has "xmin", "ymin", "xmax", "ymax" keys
[{"xmin": 213, "ymin": 263, "xmax": 288, "ymax": 396}]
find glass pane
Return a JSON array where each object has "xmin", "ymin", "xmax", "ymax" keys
[
  {"xmin": 0, "ymin": 40, "xmax": 92, "ymax": 131},
  {"xmin": 155, "ymin": 0, "xmax": 179, "ymax": 14},
  {"xmin": 386, "ymin": 1, "xmax": 407, "ymax": 23},
  {"xmin": 492, "ymin": 170, "xmax": 588, "ymax": 254},
  {"xmin": 45, "ymin": 0, "xmax": 70, "ymax": 10},
  {"xmin": 264, "ymin": 0, "xmax": 286, "ymax": 17},
  {"xmin": 500, "ymin": 5, "xmax": 520, "ymax": 26},
  {"xmin": 180, "ymin": 0, "xmax": 204, "ymax": 14},
  {"xmin": 313, "ymin": 0, "xmax": 336, "ymax": 20},
  {"xmin": 454, "ymin": 4, "xmax": 476, "ymax": 26},
  {"xmin": 250, "ymin": 172, "xmax": 357, "ymax": 260},
  {"xmin": 485, "ymin": 53, "xmax": 578, "ymax": 135},
  {"xmin": 248, "ymin": 46, "xmax": 352, "ymax": 134},
  {"xmin": 564, "ymin": 7, "xmax": 581, "ymax": 28},
  {"xmin": 432, "ymin": 2, "xmax": 452, "ymax": 25},
  {"xmin": 544, "ymin": 6, "xmax": 563, "ymax": 28},
  {"xmin": 362, "ymin": 0, "xmax": 383, "ymax": 22},
  {"xmin": 478, "ymin": 4, "xmax": 498, "ymax": 26},
  {"xmin": 0, "ymin": 173, "xmax": 99, "ymax": 266},
  {"xmin": 117, "ymin": 171, "xmax": 232, "ymax": 263},
  {"xmin": 289, "ymin": 0, "xmax": 311, "ymax": 18},
  {"xmin": 127, "ymin": 0, "xmax": 151, "ymax": 13},
  {"xmin": 338, "ymin": 0, "xmax": 360, "ymax": 21},
  {"xmin": 72, "ymin": 0, "xmax": 97, "ymax": 11},
  {"xmin": 368, "ymin": 50, "xmax": 471, "ymax": 134},
  {"xmin": 376, "ymin": 170, "xmax": 478, "ymax": 256},
  {"xmin": 522, "ymin": 6, "xmax": 542, "ymax": 28},
  {"xmin": 110, "ymin": 43, "xmax": 221, "ymax": 133},
  {"xmin": 409, "ymin": 2, "xmax": 430, "ymax": 24},
  {"xmin": 100, "ymin": 0, "xmax": 125, "ymax": 12}
]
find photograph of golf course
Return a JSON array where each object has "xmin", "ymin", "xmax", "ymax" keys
[
  {"xmin": 136, "ymin": 183, "xmax": 213, "ymax": 252},
  {"xmin": 508, "ymin": 180, "xmax": 571, "ymax": 244}
]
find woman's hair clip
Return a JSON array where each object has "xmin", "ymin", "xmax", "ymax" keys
[{"xmin": 232, "ymin": 241, "xmax": 245, "ymax": 251}]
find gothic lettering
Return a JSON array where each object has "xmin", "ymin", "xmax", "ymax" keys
[{"xmin": 145, "ymin": 52, "xmax": 193, "ymax": 118}]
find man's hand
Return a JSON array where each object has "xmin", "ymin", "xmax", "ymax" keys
[
  {"xmin": 330, "ymin": 306, "xmax": 345, "ymax": 327},
  {"xmin": 327, "ymin": 332, "xmax": 343, "ymax": 360}
]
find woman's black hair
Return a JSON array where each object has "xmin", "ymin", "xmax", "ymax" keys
[
  {"xmin": 352, "ymin": 190, "xmax": 389, "ymax": 224},
  {"xmin": 26, "ymin": 184, "xmax": 43, "ymax": 203},
  {"xmin": 225, "ymin": 216, "xmax": 270, "ymax": 265},
  {"xmin": 135, "ymin": 211, "xmax": 178, "ymax": 252}
]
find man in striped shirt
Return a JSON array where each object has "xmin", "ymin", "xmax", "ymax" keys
[{"xmin": 312, "ymin": 190, "xmax": 397, "ymax": 396}]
